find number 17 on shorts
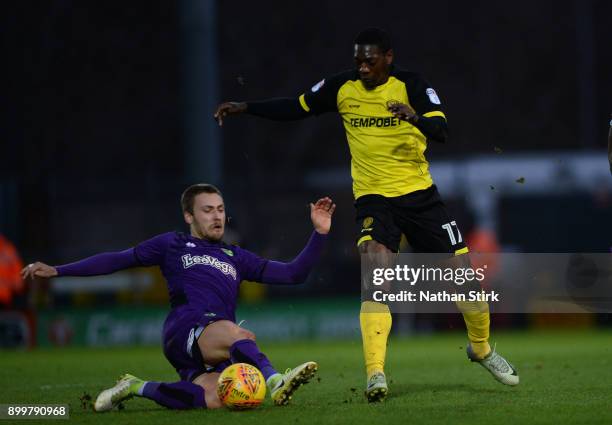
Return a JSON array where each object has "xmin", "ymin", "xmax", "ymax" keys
[{"xmin": 441, "ymin": 221, "xmax": 463, "ymax": 246}]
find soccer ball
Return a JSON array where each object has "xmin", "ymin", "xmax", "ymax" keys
[{"xmin": 216, "ymin": 363, "xmax": 266, "ymax": 409}]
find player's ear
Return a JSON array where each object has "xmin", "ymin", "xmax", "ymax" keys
[
  {"xmin": 385, "ymin": 49, "xmax": 394, "ymax": 65},
  {"xmin": 184, "ymin": 211, "xmax": 194, "ymax": 225}
]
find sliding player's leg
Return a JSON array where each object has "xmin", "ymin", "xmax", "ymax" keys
[
  {"xmin": 94, "ymin": 316, "xmax": 316, "ymax": 411},
  {"xmin": 198, "ymin": 320, "xmax": 317, "ymax": 405},
  {"xmin": 94, "ymin": 372, "xmax": 216, "ymax": 411},
  {"xmin": 94, "ymin": 308, "xmax": 224, "ymax": 412}
]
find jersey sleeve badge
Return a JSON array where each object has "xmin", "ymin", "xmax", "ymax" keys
[
  {"xmin": 426, "ymin": 88, "xmax": 441, "ymax": 105},
  {"xmin": 311, "ymin": 79, "xmax": 326, "ymax": 93}
]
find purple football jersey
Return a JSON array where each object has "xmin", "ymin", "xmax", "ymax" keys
[
  {"xmin": 53, "ymin": 229, "xmax": 325, "ymax": 379},
  {"xmin": 134, "ymin": 232, "xmax": 267, "ymax": 322}
]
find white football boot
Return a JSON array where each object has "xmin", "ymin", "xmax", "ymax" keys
[
  {"xmin": 269, "ymin": 361, "xmax": 318, "ymax": 406},
  {"xmin": 94, "ymin": 373, "xmax": 143, "ymax": 412},
  {"xmin": 365, "ymin": 371, "xmax": 388, "ymax": 402},
  {"xmin": 467, "ymin": 344, "xmax": 519, "ymax": 386}
]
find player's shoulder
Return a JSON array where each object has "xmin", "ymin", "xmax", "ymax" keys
[
  {"xmin": 171, "ymin": 231, "xmax": 193, "ymax": 244},
  {"xmin": 145, "ymin": 231, "xmax": 199, "ymax": 252},
  {"xmin": 223, "ymin": 242, "xmax": 249, "ymax": 258},
  {"xmin": 224, "ymin": 242, "xmax": 266, "ymax": 263},
  {"xmin": 220, "ymin": 244, "xmax": 262, "ymax": 272},
  {"xmin": 313, "ymin": 68, "xmax": 359, "ymax": 92},
  {"xmin": 133, "ymin": 231, "xmax": 179, "ymax": 265}
]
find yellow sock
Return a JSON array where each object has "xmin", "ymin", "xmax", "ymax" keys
[
  {"xmin": 459, "ymin": 300, "xmax": 491, "ymax": 359},
  {"xmin": 360, "ymin": 301, "xmax": 392, "ymax": 377}
]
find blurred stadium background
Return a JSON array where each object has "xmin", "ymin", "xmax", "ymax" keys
[{"xmin": 1, "ymin": 0, "xmax": 611, "ymax": 350}]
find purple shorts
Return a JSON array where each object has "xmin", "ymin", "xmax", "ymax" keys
[{"xmin": 162, "ymin": 306, "xmax": 232, "ymax": 381}]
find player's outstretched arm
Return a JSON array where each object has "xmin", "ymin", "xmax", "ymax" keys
[
  {"xmin": 258, "ymin": 197, "xmax": 336, "ymax": 285},
  {"xmin": 214, "ymin": 98, "xmax": 310, "ymax": 126},
  {"xmin": 21, "ymin": 249, "xmax": 140, "ymax": 280}
]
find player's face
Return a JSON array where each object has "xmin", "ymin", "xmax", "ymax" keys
[
  {"xmin": 185, "ymin": 192, "xmax": 226, "ymax": 242},
  {"xmin": 354, "ymin": 44, "xmax": 393, "ymax": 90}
]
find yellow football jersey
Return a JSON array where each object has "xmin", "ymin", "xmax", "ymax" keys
[{"xmin": 299, "ymin": 67, "xmax": 446, "ymax": 199}]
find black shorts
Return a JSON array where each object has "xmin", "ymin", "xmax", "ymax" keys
[{"xmin": 355, "ymin": 185, "xmax": 468, "ymax": 254}]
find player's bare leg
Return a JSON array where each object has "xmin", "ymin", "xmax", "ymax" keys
[
  {"xmin": 198, "ymin": 319, "xmax": 257, "ymax": 365},
  {"xmin": 192, "ymin": 373, "xmax": 223, "ymax": 408}
]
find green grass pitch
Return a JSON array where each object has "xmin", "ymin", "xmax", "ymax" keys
[{"xmin": 2, "ymin": 330, "xmax": 611, "ymax": 425}]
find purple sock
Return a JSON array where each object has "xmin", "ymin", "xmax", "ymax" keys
[
  {"xmin": 141, "ymin": 381, "xmax": 206, "ymax": 409},
  {"xmin": 229, "ymin": 339, "xmax": 277, "ymax": 380}
]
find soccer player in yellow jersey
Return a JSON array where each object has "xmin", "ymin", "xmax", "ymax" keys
[{"xmin": 215, "ymin": 28, "xmax": 519, "ymax": 401}]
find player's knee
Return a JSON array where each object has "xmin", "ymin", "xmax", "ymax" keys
[
  {"xmin": 236, "ymin": 327, "xmax": 256, "ymax": 342},
  {"xmin": 221, "ymin": 322, "xmax": 255, "ymax": 343},
  {"xmin": 199, "ymin": 320, "xmax": 251, "ymax": 350}
]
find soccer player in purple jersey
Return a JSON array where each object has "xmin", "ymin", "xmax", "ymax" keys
[{"xmin": 22, "ymin": 184, "xmax": 336, "ymax": 410}]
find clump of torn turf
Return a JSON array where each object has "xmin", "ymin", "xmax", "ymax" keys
[{"xmin": 80, "ymin": 392, "xmax": 93, "ymax": 410}]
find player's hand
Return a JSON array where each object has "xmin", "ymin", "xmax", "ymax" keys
[
  {"xmin": 310, "ymin": 197, "xmax": 336, "ymax": 235},
  {"xmin": 21, "ymin": 262, "xmax": 58, "ymax": 280},
  {"xmin": 387, "ymin": 101, "xmax": 418, "ymax": 123},
  {"xmin": 213, "ymin": 102, "xmax": 247, "ymax": 126}
]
